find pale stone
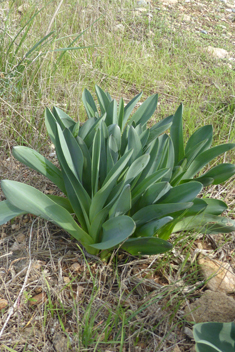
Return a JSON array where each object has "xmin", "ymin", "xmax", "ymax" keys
[
  {"xmin": 184, "ymin": 290, "xmax": 235, "ymax": 323},
  {"xmin": 113, "ymin": 24, "xmax": 125, "ymax": 33},
  {"xmin": 182, "ymin": 14, "xmax": 191, "ymax": 22},
  {"xmin": 207, "ymin": 46, "xmax": 229, "ymax": 59},
  {"xmin": 18, "ymin": 4, "xmax": 30, "ymax": 14},
  {"xmin": 0, "ymin": 298, "xmax": 8, "ymax": 310},
  {"xmin": 199, "ymin": 255, "xmax": 235, "ymax": 293}
]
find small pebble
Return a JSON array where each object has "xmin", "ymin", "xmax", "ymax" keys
[{"xmin": 200, "ymin": 30, "xmax": 208, "ymax": 34}]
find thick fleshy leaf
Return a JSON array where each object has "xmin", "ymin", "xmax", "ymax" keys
[
  {"xmin": 158, "ymin": 181, "xmax": 203, "ymax": 204},
  {"xmin": 195, "ymin": 164, "xmax": 235, "ymax": 185},
  {"xmin": 89, "ymin": 150, "xmax": 133, "ymax": 221},
  {"xmin": 12, "ymin": 146, "xmax": 66, "ymax": 194},
  {"xmin": 45, "ymin": 107, "xmax": 58, "ymax": 146},
  {"xmin": 63, "ymin": 128, "xmax": 84, "ymax": 182},
  {"xmin": 56, "ymin": 125, "xmax": 91, "ymax": 229},
  {"xmin": 46, "ymin": 195, "xmax": 73, "ymax": 213},
  {"xmin": 124, "ymin": 154, "xmax": 150, "ymax": 185},
  {"xmin": 128, "ymin": 93, "xmax": 158, "ymax": 126},
  {"xmin": 117, "ymin": 97, "xmax": 125, "ymax": 131},
  {"xmin": 76, "ymin": 135, "xmax": 92, "ymax": 195},
  {"xmin": 121, "ymin": 237, "xmax": 172, "ymax": 255},
  {"xmin": 72, "ymin": 121, "xmax": 80, "ymax": 138},
  {"xmin": 193, "ymin": 322, "xmax": 235, "ymax": 352},
  {"xmin": 106, "ymin": 99, "xmax": 117, "ymax": 125},
  {"xmin": 95, "ymin": 85, "xmax": 111, "ymax": 114},
  {"xmin": 148, "ymin": 123, "xmax": 172, "ymax": 144},
  {"xmin": 185, "ymin": 125, "xmax": 213, "ymax": 156},
  {"xmin": 90, "ymin": 216, "xmax": 136, "ymax": 249},
  {"xmin": 136, "ymin": 182, "xmax": 171, "ymax": 210},
  {"xmin": 1, "ymin": 180, "xmax": 93, "ymax": 246},
  {"xmin": 170, "ymin": 104, "xmax": 184, "ymax": 164},
  {"xmin": 123, "ymin": 91, "xmax": 143, "ymax": 128},
  {"xmin": 128, "ymin": 126, "xmax": 142, "ymax": 163},
  {"xmin": 91, "ymin": 129, "xmax": 101, "ymax": 196},
  {"xmin": 173, "ymin": 214, "xmax": 235, "ymax": 234},
  {"xmin": 134, "ymin": 217, "xmax": 173, "ymax": 237},
  {"xmin": 202, "ymin": 198, "xmax": 227, "ymax": 215},
  {"xmin": 109, "ymin": 184, "xmax": 131, "ymax": 218},
  {"xmin": 182, "ymin": 143, "xmax": 235, "ymax": 179},
  {"xmin": 133, "ymin": 202, "xmax": 193, "ymax": 226},
  {"xmin": 108, "ymin": 124, "xmax": 121, "ymax": 150},
  {"xmin": 0, "ymin": 200, "xmax": 26, "ymax": 225},
  {"xmin": 82, "ymin": 88, "xmax": 98, "ymax": 118},
  {"xmin": 132, "ymin": 168, "xmax": 170, "ymax": 203},
  {"xmin": 52, "ymin": 107, "xmax": 75, "ymax": 130},
  {"xmin": 78, "ymin": 117, "xmax": 97, "ymax": 140},
  {"xmin": 184, "ymin": 139, "xmax": 210, "ymax": 169}
]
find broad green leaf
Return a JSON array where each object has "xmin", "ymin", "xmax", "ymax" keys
[
  {"xmin": 173, "ymin": 214, "xmax": 235, "ymax": 234},
  {"xmin": 52, "ymin": 107, "xmax": 75, "ymax": 130},
  {"xmin": 132, "ymin": 168, "xmax": 170, "ymax": 202},
  {"xmin": 148, "ymin": 123, "xmax": 172, "ymax": 144},
  {"xmin": 45, "ymin": 107, "xmax": 58, "ymax": 146},
  {"xmin": 46, "ymin": 195, "xmax": 73, "ymax": 213},
  {"xmin": 56, "ymin": 125, "xmax": 91, "ymax": 229},
  {"xmin": 136, "ymin": 182, "xmax": 171, "ymax": 210},
  {"xmin": 123, "ymin": 91, "xmax": 143, "ymax": 128},
  {"xmin": 0, "ymin": 199, "xmax": 26, "ymax": 225},
  {"xmin": 128, "ymin": 93, "xmax": 158, "ymax": 127},
  {"xmin": 108, "ymin": 134, "xmax": 119, "ymax": 164},
  {"xmin": 122, "ymin": 237, "xmax": 172, "ymax": 255},
  {"xmin": 193, "ymin": 322, "xmax": 235, "ymax": 352},
  {"xmin": 76, "ymin": 135, "xmax": 92, "ymax": 195},
  {"xmin": 182, "ymin": 143, "xmax": 235, "ymax": 179},
  {"xmin": 124, "ymin": 154, "xmax": 150, "ymax": 185},
  {"xmin": 82, "ymin": 88, "xmax": 98, "ymax": 118},
  {"xmin": 158, "ymin": 181, "xmax": 203, "ymax": 204},
  {"xmin": 108, "ymin": 124, "xmax": 121, "ymax": 150},
  {"xmin": 117, "ymin": 97, "xmax": 125, "ymax": 131},
  {"xmin": 72, "ymin": 121, "xmax": 80, "ymax": 137},
  {"xmin": 1, "ymin": 181, "xmax": 93, "ymax": 246},
  {"xmin": 91, "ymin": 129, "xmax": 101, "ymax": 196},
  {"xmin": 106, "ymin": 99, "xmax": 117, "ymax": 125},
  {"xmin": 120, "ymin": 125, "xmax": 129, "ymax": 155},
  {"xmin": 84, "ymin": 114, "xmax": 107, "ymax": 149},
  {"xmin": 151, "ymin": 114, "xmax": 173, "ymax": 130},
  {"xmin": 184, "ymin": 139, "xmax": 210, "ymax": 169},
  {"xmin": 89, "ymin": 150, "xmax": 133, "ymax": 221},
  {"xmin": 133, "ymin": 202, "xmax": 193, "ymax": 226},
  {"xmin": 78, "ymin": 117, "xmax": 97, "ymax": 140},
  {"xmin": 95, "ymin": 85, "xmax": 111, "ymax": 114},
  {"xmin": 140, "ymin": 129, "xmax": 150, "ymax": 148},
  {"xmin": 12, "ymin": 146, "xmax": 66, "ymax": 194},
  {"xmin": 128, "ymin": 126, "xmax": 142, "ymax": 163},
  {"xmin": 185, "ymin": 125, "xmax": 213, "ymax": 156},
  {"xmin": 63, "ymin": 128, "xmax": 84, "ymax": 182},
  {"xmin": 203, "ymin": 198, "xmax": 227, "ymax": 215},
  {"xmin": 195, "ymin": 164, "xmax": 235, "ymax": 185},
  {"xmin": 106, "ymin": 136, "xmax": 115, "ymax": 174},
  {"xmin": 90, "ymin": 216, "xmax": 136, "ymax": 250},
  {"xmin": 134, "ymin": 217, "xmax": 173, "ymax": 237},
  {"xmin": 109, "ymin": 184, "xmax": 131, "ymax": 218},
  {"xmin": 170, "ymin": 104, "xmax": 184, "ymax": 164}
]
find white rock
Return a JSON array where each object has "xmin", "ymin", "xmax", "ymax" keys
[
  {"xmin": 207, "ymin": 46, "xmax": 229, "ymax": 59},
  {"xmin": 182, "ymin": 14, "xmax": 191, "ymax": 21},
  {"xmin": 199, "ymin": 254, "xmax": 235, "ymax": 293},
  {"xmin": 114, "ymin": 24, "xmax": 125, "ymax": 32}
]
